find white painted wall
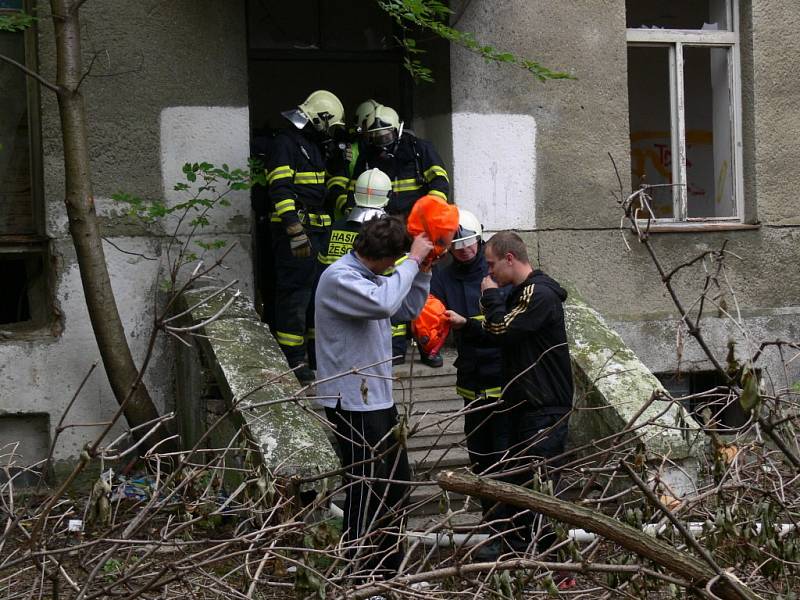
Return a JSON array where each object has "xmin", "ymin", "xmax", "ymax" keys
[
  {"xmin": 160, "ymin": 106, "xmax": 252, "ymax": 236},
  {"xmin": 451, "ymin": 112, "xmax": 537, "ymax": 231}
]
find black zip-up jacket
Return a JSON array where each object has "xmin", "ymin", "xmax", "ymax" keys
[
  {"xmin": 463, "ymin": 270, "xmax": 574, "ymax": 414},
  {"xmin": 350, "ymin": 132, "xmax": 449, "ymax": 215},
  {"xmin": 430, "ymin": 249, "xmax": 507, "ymax": 385}
]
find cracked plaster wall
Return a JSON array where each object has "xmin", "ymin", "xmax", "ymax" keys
[
  {"xmin": 448, "ymin": 0, "xmax": 800, "ymax": 387},
  {"xmin": 0, "ymin": 1, "xmax": 252, "ymax": 466}
]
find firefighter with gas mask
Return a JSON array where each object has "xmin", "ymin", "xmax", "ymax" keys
[
  {"xmin": 266, "ymin": 89, "xmax": 344, "ymax": 384},
  {"xmin": 350, "ymin": 103, "xmax": 450, "ymax": 366},
  {"xmin": 430, "ymin": 209, "xmax": 510, "ymax": 517}
]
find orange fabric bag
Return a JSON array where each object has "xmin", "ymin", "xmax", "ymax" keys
[
  {"xmin": 412, "ymin": 294, "xmax": 450, "ymax": 356},
  {"xmin": 406, "ymin": 195, "xmax": 459, "ymax": 260}
]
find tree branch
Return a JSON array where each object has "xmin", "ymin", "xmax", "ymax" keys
[{"xmin": 0, "ymin": 53, "xmax": 60, "ymax": 94}]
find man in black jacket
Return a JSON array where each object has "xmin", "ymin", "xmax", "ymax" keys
[{"xmin": 447, "ymin": 230, "xmax": 573, "ymax": 558}]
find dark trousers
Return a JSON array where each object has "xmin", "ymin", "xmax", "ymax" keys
[
  {"xmin": 462, "ymin": 392, "xmax": 511, "ymax": 517},
  {"xmin": 270, "ymin": 223, "xmax": 326, "ymax": 367},
  {"xmin": 495, "ymin": 401, "xmax": 569, "ymax": 548},
  {"xmin": 325, "ymin": 404, "xmax": 411, "ymax": 576}
]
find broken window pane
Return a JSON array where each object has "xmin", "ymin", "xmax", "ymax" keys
[
  {"xmin": 683, "ymin": 46, "xmax": 735, "ymax": 218},
  {"xmin": 626, "ymin": 0, "xmax": 731, "ymax": 31},
  {"xmin": 627, "ymin": 45, "xmax": 674, "ymax": 218},
  {"xmin": 0, "ymin": 31, "xmax": 35, "ymax": 235}
]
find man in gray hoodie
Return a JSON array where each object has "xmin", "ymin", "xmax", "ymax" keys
[{"xmin": 315, "ymin": 216, "xmax": 433, "ymax": 577}]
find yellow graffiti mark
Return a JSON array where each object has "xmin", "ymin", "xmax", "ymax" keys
[{"xmin": 714, "ymin": 160, "xmax": 729, "ymax": 204}]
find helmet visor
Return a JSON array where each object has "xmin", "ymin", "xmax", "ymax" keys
[
  {"xmin": 365, "ymin": 127, "xmax": 397, "ymax": 148},
  {"xmin": 451, "ymin": 226, "xmax": 479, "ymax": 249}
]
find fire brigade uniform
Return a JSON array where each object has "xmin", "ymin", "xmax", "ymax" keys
[
  {"xmin": 347, "ymin": 133, "xmax": 449, "ymax": 359},
  {"xmin": 431, "ymin": 248, "xmax": 510, "ymax": 508},
  {"xmin": 349, "ymin": 132, "xmax": 449, "ymax": 217},
  {"xmin": 266, "ymin": 127, "xmax": 332, "ymax": 370}
]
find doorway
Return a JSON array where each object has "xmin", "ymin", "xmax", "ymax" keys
[{"xmin": 246, "ymin": 0, "xmax": 413, "ymax": 324}]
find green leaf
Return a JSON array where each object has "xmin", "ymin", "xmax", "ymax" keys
[
  {"xmin": 0, "ymin": 12, "xmax": 37, "ymax": 33},
  {"xmin": 739, "ymin": 367, "xmax": 760, "ymax": 413}
]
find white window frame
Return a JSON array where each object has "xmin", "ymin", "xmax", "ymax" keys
[{"xmin": 626, "ymin": 0, "xmax": 745, "ymax": 225}]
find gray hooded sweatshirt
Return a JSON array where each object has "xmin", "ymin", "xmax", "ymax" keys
[{"xmin": 314, "ymin": 252, "xmax": 431, "ymax": 411}]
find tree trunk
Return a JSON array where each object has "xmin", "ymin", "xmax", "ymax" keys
[
  {"xmin": 50, "ymin": 0, "xmax": 163, "ymax": 441},
  {"xmin": 437, "ymin": 470, "xmax": 758, "ymax": 600}
]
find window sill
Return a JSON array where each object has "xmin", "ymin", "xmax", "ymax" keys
[{"xmin": 632, "ymin": 222, "xmax": 760, "ymax": 233}]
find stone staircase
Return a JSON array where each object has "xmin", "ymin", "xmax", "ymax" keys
[{"xmin": 392, "ymin": 349, "xmax": 475, "ymax": 524}]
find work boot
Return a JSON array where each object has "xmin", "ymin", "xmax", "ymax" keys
[
  {"xmin": 420, "ymin": 351, "xmax": 443, "ymax": 368},
  {"xmin": 292, "ymin": 364, "xmax": 315, "ymax": 386}
]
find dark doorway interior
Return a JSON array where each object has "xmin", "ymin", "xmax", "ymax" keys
[{"xmin": 245, "ymin": 0, "xmax": 413, "ymax": 324}]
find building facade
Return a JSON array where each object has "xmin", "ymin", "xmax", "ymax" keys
[{"xmin": 1, "ymin": 0, "xmax": 798, "ymax": 466}]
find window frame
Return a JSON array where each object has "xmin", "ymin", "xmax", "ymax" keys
[
  {"xmin": 1, "ymin": 0, "xmax": 54, "ymax": 335},
  {"xmin": 626, "ymin": 0, "xmax": 745, "ymax": 226}
]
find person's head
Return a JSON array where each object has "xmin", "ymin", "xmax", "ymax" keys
[
  {"xmin": 353, "ymin": 99, "xmax": 379, "ymax": 136},
  {"xmin": 484, "ymin": 231, "xmax": 532, "ymax": 286},
  {"xmin": 364, "ymin": 104, "xmax": 401, "ymax": 153},
  {"xmin": 353, "ymin": 216, "xmax": 410, "ymax": 273},
  {"xmin": 450, "ymin": 209, "xmax": 482, "ymax": 263},
  {"xmin": 283, "ymin": 90, "xmax": 345, "ymax": 138},
  {"xmin": 353, "ymin": 168, "xmax": 391, "ymax": 209}
]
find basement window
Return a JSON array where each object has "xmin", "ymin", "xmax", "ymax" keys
[
  {"xmin": 626, "ymin": 0, "xmax": 744, "ymax": 225},
  {"xmin": 0, "ymin": 1, "xmax": 52, "ymax": 333},
  {"xmin": 658, "ymin": 370, "xmax": 749, "ymax": 430}
]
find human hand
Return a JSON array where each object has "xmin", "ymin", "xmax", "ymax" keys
[
  {"xmin": 409, "ymin": 233, "xmax": 434, "ymax": 265},
  {"xmin": 289, "ymin": 231, "xmax": 312, "ymax": 258},
  {"xmin": 445, "ymin": 309, "xmax": 467, "ymax": 329},
  {"xmin": 481, "ymin": 275, "xmax": 498, "ymax": 293}
]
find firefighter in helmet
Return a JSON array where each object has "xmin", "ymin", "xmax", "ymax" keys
[
  {"xmin": 266, "ymin": 89, "xmax": 344, "ymax": 384},
  {"xmin": 349, "ymin": 103, "xmax": 450, "ymax": 366}
]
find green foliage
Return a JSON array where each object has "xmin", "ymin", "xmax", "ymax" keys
[
  {"xmin": 0, "ymin": 11, "xmax": 36, "ymax": 32},
  {"xmin": 376, "ymin": 0, "xmax": 573, "ymax": 83}
]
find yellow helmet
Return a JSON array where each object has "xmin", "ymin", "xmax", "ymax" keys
[
  {"xmin": 354, "ymin": 99, "xmax": 379, "ymax": 133},
  {"xmin": 365, "ymin": 104, "xmax": 401, "ymax": 149},
  {"xmin": 298, "ymin": 90, "xmax": 345, "ymax": 134}
]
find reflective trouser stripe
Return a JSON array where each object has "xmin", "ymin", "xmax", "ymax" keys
[
  {"xmin": 275, "ymin": 331, "xmax": 304, "ymax": 347},
  {"xmin": 391, "ymin": 324, "xmax": 407, "ymax": 337},
  {"xmin": 457, "ymin": 386, "xmax": 502, "ymax": 400}
]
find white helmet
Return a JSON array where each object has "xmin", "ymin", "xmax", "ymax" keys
[
  {"xmin": 365, "ymin": 104, "xmax": 402, "ymax": 149},
  {"xmin": 296, "ymin": 90, "xmax": 345, "ymax": 134},
  {"xmin": 451, "ymin": 209, "xmax": 483, "ymax": 249},
  {"xmin": 353, "ymin": 168, "xmax": 392, "ymax": 209}
]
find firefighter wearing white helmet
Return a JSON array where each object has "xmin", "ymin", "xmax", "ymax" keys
[
  {"xmin": 264, "ymin": 90, "xmax": 345, "ymax": 385},
  {"xmin": 316, "ymin": 169, "xmax": 391, "ymax": 271},
  {"xmin": 308, "ymin": 168, "xmax": 392, "ymax": 368},
  {"xmin": 430, "ymin": 207, "xmax": 509, "ymax": 518},
  {"xmin": 348, "ymin": 103, "xmax": 450, "ymax": 364}
]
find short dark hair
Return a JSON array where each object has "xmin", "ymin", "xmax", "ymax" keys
[
  {"xmin": 486, "ymin": 230, "xmax": 530, "ymax": 263},
  {"xmin": 353, "ymin": 216, "xmax": 410, "ymax": 260}
]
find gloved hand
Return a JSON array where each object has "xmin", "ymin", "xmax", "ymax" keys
[
  {"xmin": 287, "ymin": 223, "xmax": 312, "ymax": 258},
  {"xmin": 289, "ymin": 232, "xmax": 311, "ymax": 258}
]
